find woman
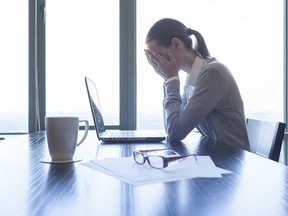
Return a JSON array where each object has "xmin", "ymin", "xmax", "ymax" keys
[{"xmin": 145, "ymin": 18, "xmax": 249, "ymax": 150}]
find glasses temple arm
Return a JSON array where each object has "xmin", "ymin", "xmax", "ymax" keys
[
  {"xmin": 166, "ymin": 154, "xmax": 197, "ymax": 162},
  {"xmin": 137, "ymin": 148, "xmax": 167, "ymax": 153}
]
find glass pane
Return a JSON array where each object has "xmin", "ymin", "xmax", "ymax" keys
[
  {"xmin": 46, "ymin": 0, "xmax": 119, "ymax": 126},
  {"xmin": 137, "ymin": 0, "xmax": 284, "ymax": 130},
  {"xmin": 0, "ymin": 1, "xmax": 28, "ymax": 133}
]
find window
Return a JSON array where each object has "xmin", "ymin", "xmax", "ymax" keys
[
  {"xmin": 46, "ymin": 0, "xmax": 119, "ymax": 126},
  {"xmin": 137, "ymin": 0, "xmax": 284, "ymax": 130},
  {"xmin": 0, "ymin": 1, "xmax": 28, "ymax": 133}
]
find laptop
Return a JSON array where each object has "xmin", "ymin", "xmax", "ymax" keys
[{"xmin": 85, "ymin": 77, "xmax": 166, "ymax": 143}]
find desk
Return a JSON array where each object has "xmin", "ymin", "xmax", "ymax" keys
[{"xmin": 0, "ymin": 131, "xmax": 287, "ymax": 216}]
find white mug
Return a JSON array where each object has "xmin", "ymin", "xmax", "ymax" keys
[{"xmin": 46, "ymin": 116, "xmax": 89, "ymax": 161}]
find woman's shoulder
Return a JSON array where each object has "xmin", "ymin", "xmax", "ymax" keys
[
  {"xmin": 201, "ymin": 58, "xmax": 232, "ymax": 77},
  {"xmin": 204, "ymin": 57, "xmax": 228, "ymax": 70},
  {"xmin": 197, "ymin": 58, "xmax": 235, "ymax": 87}
]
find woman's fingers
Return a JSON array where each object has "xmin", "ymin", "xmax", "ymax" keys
[{"xmin": 144, "ymin": 48, "xmax": 177, "ymax": 80}]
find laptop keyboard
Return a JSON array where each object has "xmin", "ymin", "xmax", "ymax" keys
[{"xmin": 110, "ymin": 131, "xmax": 135, "ymax": 137}]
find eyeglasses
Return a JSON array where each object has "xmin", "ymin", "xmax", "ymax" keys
[{"xmin": 133, "ymin": 149, "xmax": 197, "ymax": 169}]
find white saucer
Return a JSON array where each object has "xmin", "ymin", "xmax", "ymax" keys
[{"xmin": 40, "ymin": 156, "xmax": 83, "ymax": 164}]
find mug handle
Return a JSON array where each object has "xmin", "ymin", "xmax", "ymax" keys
[{"xmin": 76, "ymin": 120, "xmax": 89, "ymax": 146}]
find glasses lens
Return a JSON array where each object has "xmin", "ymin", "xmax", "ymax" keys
[
  {"xmin": 147, "ymin": 155, "xmax": 164, "ymax": 169},
  {"xmin": 133, "ymin": 152, "xmax": 145, "ymax": 164}
]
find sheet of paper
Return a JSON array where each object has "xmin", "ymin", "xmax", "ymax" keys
[{"xmin": 81, "ymin": 156, "xmax": 232, "ymax": 186}]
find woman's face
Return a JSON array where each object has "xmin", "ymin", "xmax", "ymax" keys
[
  {"xmin": 146, "ymin": 40, "xmax": 171, "ymax": 61},
  {"xmin": 146, "ymin": 38, "xmax": 195, "ymax": 73}
]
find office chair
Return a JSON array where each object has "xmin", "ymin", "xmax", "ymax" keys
[{"xmin": 246, "ymin": 118, "xmax": 286, "ymax": 162}]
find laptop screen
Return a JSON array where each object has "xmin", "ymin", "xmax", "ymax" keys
[{"xmin": 85, "ymin": 77, "xmax": 106, "ymax": 136}]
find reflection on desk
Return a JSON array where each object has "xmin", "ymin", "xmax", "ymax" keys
[{"xmin": 0, "ymin": 131, "xmax": 287, "ymax": 216}]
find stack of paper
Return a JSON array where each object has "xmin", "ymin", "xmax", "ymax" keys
[{"xmin": 81, "ymin": 156, "xmax": 231, "ymax": 186}]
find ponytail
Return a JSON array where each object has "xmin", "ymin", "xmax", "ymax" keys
[{"xmin": 187, "ymin": 28, "xmax": 211, "ymax": 59}]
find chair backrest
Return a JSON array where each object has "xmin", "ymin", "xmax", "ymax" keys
[{"xmin": 246, "ymin": 118, "xmax": 286, "ymax": 162}]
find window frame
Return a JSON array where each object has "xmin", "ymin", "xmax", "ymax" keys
[{"xmin": 29, "ymin": 0, "xmax": 137, "ymax": 132}]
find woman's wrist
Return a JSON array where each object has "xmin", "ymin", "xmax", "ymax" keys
[{"xmin": 165, "ymin": 76, "xmax": 179, "ymax": 84}]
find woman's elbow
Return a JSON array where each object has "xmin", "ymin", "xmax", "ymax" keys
[{"xmin": 166, "ymin": 128, "xmax": 186, "ymax": 142}]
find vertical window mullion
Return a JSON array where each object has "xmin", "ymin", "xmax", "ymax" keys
[
  {"xmin": 284, "ymin": 0, "xmax": 288, "ymax": 165},
  {"xmin": 29, "ymin": 0, "xmax": 46, "ymax": 132},
  {"xmin": 120, "ymin": 0, "xmax": 136, "ymax": 130}
]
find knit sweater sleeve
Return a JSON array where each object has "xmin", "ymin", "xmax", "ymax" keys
[{"xmin": 163, "ymin": 67, "xmax": 227, "ymax": 141}]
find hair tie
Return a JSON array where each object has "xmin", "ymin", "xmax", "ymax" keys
[{"xmin": 187, "ymin": 28, "xmax": 193, "ymax": 36}]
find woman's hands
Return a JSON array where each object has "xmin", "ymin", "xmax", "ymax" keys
[{"xmin": 144, "ymin": 48, "xmax": 179, "ymax": 80}]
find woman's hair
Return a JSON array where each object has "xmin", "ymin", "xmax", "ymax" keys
[{"xmin": 146, "ymin": 18, "xmax": 211, "ymax": 59}]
